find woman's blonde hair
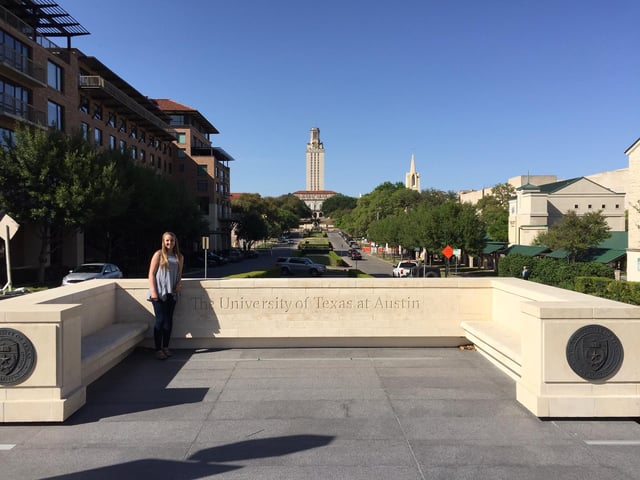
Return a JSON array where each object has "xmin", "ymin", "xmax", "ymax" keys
[{"xmin": 159, "ymin": 231, "xmax": 181, "ymax": 269}]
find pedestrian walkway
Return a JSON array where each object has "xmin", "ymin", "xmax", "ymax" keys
[{"xmin": 2, "ymin": 347, "xmax": 640, "ymax": 479}]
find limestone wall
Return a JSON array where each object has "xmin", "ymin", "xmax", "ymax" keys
[
  {"xmin": 3, "ymin": 277, "xmax": 640, "ymax": 421},
  {"xmin": 116, "ymin": 277, "xmax": 493, "ymax": 348}
]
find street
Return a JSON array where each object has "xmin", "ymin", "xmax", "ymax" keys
[{"xmin": 184, "ymin": 231, "xmax": 395, "ymax": 279}]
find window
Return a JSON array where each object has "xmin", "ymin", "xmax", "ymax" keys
[
  {"xmin": 118, "ymin": 119, "xmax": 126, "ymax": 133},
  {"xmin": 139, "ymin": 130, "xmax": 145, "ymax": 143},
  {"xmin": 169, "ymin": 114, "xmax": 185, "ymax": 126},
  {"xmin": 131, "ymin": 146, "xmax": 137, "ymax": 160},
  {"xmin": 602, "ymin": 204, "xmax": 606, "ymax": 209},
  {"xmin": 574, "ymin": 204, "xmax": 579, "ymax": 209},
  {"xmin": 107, "ymin": 112, "xmax": 116, "ymax": 127},
  {"xmin": 119, "ymin": 139, "xmax": 126, "ymax": 153},
  {"xmin": 177, "ymin": 148, "xmax": 186, "ymax": 158},
  {"xmin": 0, "ymin": 31, "xmax": 29, "ymax": 73},
  {"xmin": 140, "ymin": 149, "xmax": 146, "ymax": 162},
  {"xmin": 79, "ymin": 96, "xmax": 89, "ymax": 114},
  {"xmin": 47, "ymin": 61, "xmax": 63, "ymax": 91},
  {"xmin": 109, "ymin": 135, "xmax": 116, "ymax": 150},
  {"xmin": 150, "ymin": 154, "xmax": 155, "ymax": 166},
  {"xmin": 197, "ymin": 180, "xmax": 208, "ymax": 192},
  {"xmin": 177, "ymin": 132, "xmax": 186, "ymax": 144},
  {"xmin": 0, "ymin": 79, "xmax": 29, "ymax": 117},
  {"xmin": 588, "ymin": 204, "xmax": 592, "ymax": 209},
  {"xmin": 81, "ymin": 122, "xmax": 89, "ymax": 140},
  {"xmin": 92, "ymin": 103, "xmax": 102, "ymax": 120},
  {"xmin": 616, "ymin": 204, "xmax": 620, "ymax": 209},
  {"xmin": 197, "ymin": 165, "xmax": 208, "ymax": 176},
  {"xmin": 179, "ymin": 162, "xmax": 184, "ymax": 172},
  {"xmin": 94, "ymin": 127, "xmax": 102, "ymax": 146},
  {"xmin": 0, "ymin": 127, "xmax": 15, "ymax": 149},
  {"xmin": 130, "ymin": 125, "xmax": 137, "ymax": 139},
  {"xmin": 47, "ymin": 100, "xmax": 63, "ymax": 130}
]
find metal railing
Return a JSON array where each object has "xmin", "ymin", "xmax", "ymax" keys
[
  {"xmin": 79, "ymin": 75, "xmax": 172, "ymax": 134},
  {"xmin": 0, "ymin": 44, "xmax": 46, "ymax": 84},
  {"xmin": 0, "ymin": 93, "xmax": 46, "ymax": 125},
  {"xmin": 0, "ymin": 5, "xmax": 60, "ymax": 49}
]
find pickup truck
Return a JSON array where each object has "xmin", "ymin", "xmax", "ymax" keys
[
  {"xmin": 276, "ymin": 257, "xmax": 327, "ymax": 276},
  {"xmin": 392, "ymin": 261, "xmax": 440, "ymax": 278}
]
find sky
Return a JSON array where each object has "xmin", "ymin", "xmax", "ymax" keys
[{"xmin": 56, "ymin": 0, "xmax": 640, "ymax": 198}]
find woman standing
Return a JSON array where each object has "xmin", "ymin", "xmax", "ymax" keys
[{"xmin": 148, "ymin": 232, "xmax": 184, "ymax": 359}]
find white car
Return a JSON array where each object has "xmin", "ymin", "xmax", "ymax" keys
[
  {"xmin": 62, "ymin": 263, "xmax": 123, "ymax": 285},
  {"xmin": 392, "ymin": 261, "xmax": 419, "ymax": 278},
  {"xmin": 392, "ymin": 261, "xmax": 441, "ymax": 278}
]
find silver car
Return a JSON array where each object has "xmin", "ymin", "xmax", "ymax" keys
[
  {"xmin": 62, "ymin": 263, "xmax": 123, "ymax": 285},
  {"xmin": 276, "ymin": 257, "xmax": 326, "ymax": 276}
]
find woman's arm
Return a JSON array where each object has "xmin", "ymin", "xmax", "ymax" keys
[
  {"xmin": 176, "ymin": 253, "xmax": 184, "ymax": 292},
  {"xmin": 148, "ymin": 250, "xmax": 160, "ymax": 300}
]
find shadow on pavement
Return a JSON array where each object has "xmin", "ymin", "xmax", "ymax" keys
[{"xmin": 41, "ymin": 435, "xmax": 335, "ymax": 480}]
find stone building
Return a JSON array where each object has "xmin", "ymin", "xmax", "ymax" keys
[
  {"xmin": 625, "ymin": 139, "xmax": 640, "ymax": 281},
  {"xmin": 508, "ymin": 177, "xmax": 625, "ymax": 246},
  {"xmin": 306, "ymin": 127, "xmax": 324, "ymax": 191},
  {"xmin": 295, "ymin": 127, "xmax": 335, "ymax": 219}
]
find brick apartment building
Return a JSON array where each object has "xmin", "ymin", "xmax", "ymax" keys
[{"xmin": 0, "ymin": 0, "xmax": 232, "ymax": 278}]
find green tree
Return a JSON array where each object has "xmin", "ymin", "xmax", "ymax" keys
[
  {"xmin": 0, "ymin": 125, "xmax": 123, "ymax": 282},
  {"xmin": 419, "ymin": 188, "xmax": 459, "ymax": 207},
  {"xmin": 83, "ymin": 158, "xmax": 207, "ymax": 275},
  {"xmin": 235, "ymin": 211, "xmax": 269, "ymax": 249},
  {"xmin": 412, "ymin": 201, "xmax": 486, "ymax": 257},
  {"xmin": 491, "ymin": 182, "xmax": 516, "ymax": 208},
  {"xmin": 475, "ymin": 195, "xmax": 508, "ymax": 242},
  {"xmin": 321, "ymin": 193, "xmax": 357, "ymax": 219},
  {"xmin": 533, "ymin": 210, "xmax": 611, "ymax": 261},
  {"xmin": 338, "ymin": 182, "xmax": 424, "ymax": 237},
  {"xmin": 270, "ymin": 193, "xmax": 312, "ymax": 219}
]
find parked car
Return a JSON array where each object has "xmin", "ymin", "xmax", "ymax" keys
[
  {"xmin": 276, "ymin": 256, "xmax": 326, "ymax": 276},
  {"xmin": 193, "ymin": 252, "xmax": 227, "ymax": 267},
  {"xmin": 392, "ymin": 260, "xmax": 419, "ymax": 278},
  {"xmin": 392, "ymin": 261, "xmax": 440, "ymax": 278},
  {"xmin": 226, "ymin": 249, "xmax": 243, "ymax": 262},
  {"xmin": 62, "ymin": 263, "xmax": 123, "ymax": 285},
  {"xmin": 350, "ymin": 250, "xmax": 362, "ymax": 260}
]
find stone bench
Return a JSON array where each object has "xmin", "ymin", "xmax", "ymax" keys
[
  {"xmin": 81, "ymin": 322, "xmax": 148, "ymax": 385},
  {"xmin": 460, "ymin": 321, "xmax": 522, "ymax": 380}
]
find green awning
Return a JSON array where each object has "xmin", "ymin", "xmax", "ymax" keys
[
  {"xmin": 586, "ymin": 248, "xmax": 626, "ymax": 264},
  {"xmin": 505, "ymin": 245, "xmax": 551, "ymax": 257},
  {"xmin": 546, "ymin": 248, "xmax": 569, "ymax": 259},
  {"xmin": 546, "ymin": 247, "xmax": 626, "ymax": 263},
  {"xmin": 482, "ymin": 242, "xmax": 506, "ymax": 254}
]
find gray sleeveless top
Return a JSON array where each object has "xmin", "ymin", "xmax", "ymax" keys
[{"xmin": 151, "ymin": 254, "xmax": 180, "ymax": 301}]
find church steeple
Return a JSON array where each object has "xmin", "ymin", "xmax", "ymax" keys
[{"xmin": 405, "ymin": 153, "xmax": 421, "ymax": 191}]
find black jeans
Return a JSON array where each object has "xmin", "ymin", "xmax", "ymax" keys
[{"xmin": 151, "ymin": 295, "xmax": 176, "ymax": 350}]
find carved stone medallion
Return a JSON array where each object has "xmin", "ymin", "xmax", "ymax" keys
[
  {"xmin": 566, "ymin": 324, "xmax": 623, "ymax": 381},
  {"xmin": 0, "ymin": 328, "xmax": 37, "ymax": 385}
]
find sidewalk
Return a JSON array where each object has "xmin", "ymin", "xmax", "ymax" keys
[{"xmin": 2, "ymin": 347, "xmax": 640, "ymax": 479}]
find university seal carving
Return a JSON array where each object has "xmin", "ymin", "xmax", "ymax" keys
[
  {"xmin": 0, "ymin": 328, "xmax": 36, "ymax": 385},
  {"xmin": 566, "ymin": 324, "xmax": 623, "ymax": 381}
]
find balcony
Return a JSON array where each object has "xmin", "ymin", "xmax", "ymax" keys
[
  {"xmin": 79, "ymin": 75, "xmax": 173, "ymax": 136},
  {"xmin": 191, "ymin": 146, "xmax": 215, "ymax": 157},
  {"xmin": 0, "ymin": 94, "xmax": 46, "ymax": 126},
  {"xmin": 0, "ymin": 45, "xmax": 46, "ymax": 87}
]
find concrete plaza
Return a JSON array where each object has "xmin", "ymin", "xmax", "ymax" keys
[{"xmin": 2, "ymin": 347, "xmax": 640, "ymax": 480}]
